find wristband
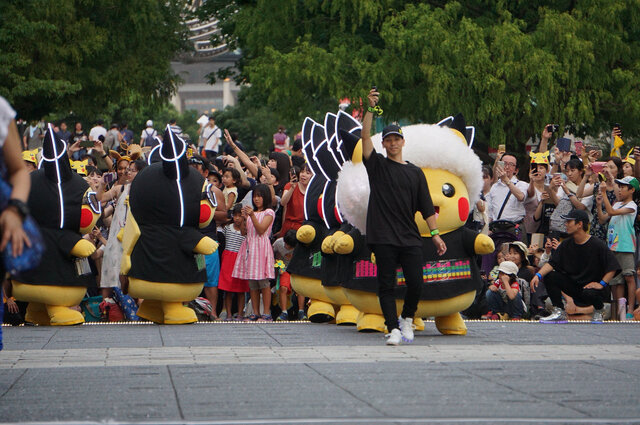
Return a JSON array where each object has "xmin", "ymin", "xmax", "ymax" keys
[
  {"xmin": 430, "ymin": 229, "xmax": 440, "ymax": 236},
  {"xmin": 101, "ymin": 153, "xmax": 109, "ymax": 158},
  {"xmin": 599, "ymin": 280, "xmax": 607, "ymax": 287},
  {"xmin": 535, "ymin": 272, "xmax": 542, "ymax": 280},
  {"xmin": 367, "ymin": 105, "xmax": 383, "ymax": 116}
]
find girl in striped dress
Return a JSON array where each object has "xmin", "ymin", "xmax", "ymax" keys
[
  {"xmin": 232, "ymin": 184, "xmax": 275, "ymax": 321},
  {"xmin": 218, "ymin": 204, "xmax": 248, "ymax": 320}
]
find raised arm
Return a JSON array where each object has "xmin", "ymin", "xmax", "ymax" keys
[
  {"xmin": 361, "ymin": 88, "xmax": 378, "ymax": 161},
  {"xmin": 223, "ymin": 129, "xmax": 258, "ymax": 178}
]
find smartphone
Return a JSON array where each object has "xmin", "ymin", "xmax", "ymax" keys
[
  {"xmin": 546, "ymin": 124, "xmax": 560, "ymax": 134},
  {"xmin": 103, "ymin": 172, "xmax": 115, "ymax": 185},
  {"xmin": 531, "ymin": 233, "xmax": 545, "ymax": 249},
  {"xmin": 496, "ymin": 160, "xmax": 505, "ymax": 169},
  {"xmin": 590, "ymin": 161, "xmax": 606, "ymax": 174},
  {"xmin": 80, "ymin": 139, "xmax": 93, "ymax": 148},
  {"xmin": 371, "ymin": 85, "xmax": 377, "ymax": 90},
  {"xmin": 575, "ymin": 141, "xmax": 583, "ymax": 156},
  {"xmin": 556, "ymin": 137, "xmax": 571, "ymax": 152},
  {"xmin": 497, "ymin": 144, "xmax": 506, "ymax": 154},
  {"xmin": 544, "ymin": 174, "xmax": 552, "ymax": 186}
]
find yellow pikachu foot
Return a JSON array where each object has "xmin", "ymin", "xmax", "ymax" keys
[
  {"xmin": 335, "ymin": 304, "xmax": 359, "ymax": 326},
  {"xmin": 413, "ymin": 317, "xmax": 425, "ymax": 332},
  {"xmin": 162, "ymin": 302, "xmax": 197, "ymax": 324},
  {"xmin": 356, "ymin": 313, "xmax": 386, "ymax": 333},
  {"xmin": 25, "ymin": 302, "xmax": 50, "ymax": 325},
  {"xmin": 435, "ymin": 312, "xmax": 467, "ymax": 335},
  {"xmin": 307, "ymin": 300, "xmax": 335, "ymax": 323},
  {"xmin": 47, "ymin": 305, "xmax": 85, "ymax": 326},
  {"xmin": 136, "ymin": 300, "xmax": 164, "ymax": 323}
]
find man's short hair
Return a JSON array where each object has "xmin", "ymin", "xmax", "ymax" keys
[
  {"xmin": 500, "ymin": 152, "xmax": 518, "ymax": 168},
  {"xmin": 283, "ymin": 229, "xmax": 298, "ymax": 248},
  {"xmin": 292, "ymin": 139, "xmax": 302, "ymax": 152}
]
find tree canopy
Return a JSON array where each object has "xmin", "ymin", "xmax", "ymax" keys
[
  {"xmin": 203, "ymin": 0, "xmax": 640, "ymax": 155},
  {"xmin": 0, "ymin": 0, "xmax": 189, "ymax": 121}
]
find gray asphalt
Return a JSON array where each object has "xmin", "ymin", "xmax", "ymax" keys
[{"xmin": 0, "ymin": 320, "xmax": 639, "ymax": 425}]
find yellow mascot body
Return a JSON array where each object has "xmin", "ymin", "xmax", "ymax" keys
[{"xmin": 120, "ymin": 126, "xmax": 217, "ymax": 324}]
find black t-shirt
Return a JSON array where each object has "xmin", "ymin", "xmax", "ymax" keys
[
  {"xmin": 363, "ymin": 150, "xmax": 435, "ymax": 247},
  {"xmin": 549, "ymin": 236, "xmax": 620, "ymax": 285},
  {"xmin": 534, "ymin": 201, "xmax": 555, "ymax": 235}
]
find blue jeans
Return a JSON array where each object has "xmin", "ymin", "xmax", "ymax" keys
[{"xmin": 486, "ymin": 289, "xmax": 524, "ymax": 318}]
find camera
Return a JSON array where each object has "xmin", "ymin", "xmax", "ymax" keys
[{"xmin": 546, "ymin": 124, "xmax": 559, "ymax": 134}]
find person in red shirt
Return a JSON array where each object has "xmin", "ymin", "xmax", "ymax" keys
[
  {"xmin": 279, "ymin": 163, "xmax": 311, "ymax": 237},
  {"xmin": 485, "ymin": 261, "xmax": 525, "ymax": 319}
]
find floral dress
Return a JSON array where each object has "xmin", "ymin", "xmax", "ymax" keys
[{"xmin": 232, "ymin": 209, "xmax": 275, "ymax": 280}]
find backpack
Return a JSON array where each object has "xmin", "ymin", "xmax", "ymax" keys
[{"xmin": 143, "ymin": 129, "xmax": 156, "ymax": 147}]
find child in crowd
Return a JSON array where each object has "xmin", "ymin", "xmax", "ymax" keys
[
  {"xmin": 484, "ymin": 261, "xmax": 527, "ymax": 320},
  {"xmin": 488, "ymin": 245, "xmax": 508, "ymax": 281},
  {"xmin": 273, "ymin": 230, "xmax": 302, "ymax": 321},
  {"xmin": 222, "ymin": 167, "xmax": 241, "ymax": 211},
  {"xmin": 208, "ymin": 171, "xmax": 222, "ymax": 190},
  {"xmin": 218, "ymin": 204, "xmax": 248, "ymax": 320},
  {"xmin": 598, "ymin": 176, "xmax": 639, "ymax": 320},
  {"xmin": 232, "ymin": 184, "xmax": 275, "ymax": 321}
]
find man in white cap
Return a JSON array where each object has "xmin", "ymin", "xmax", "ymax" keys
[{"xmin": 140, "ymin": 120, "xmax": 157, "ymax": 147}]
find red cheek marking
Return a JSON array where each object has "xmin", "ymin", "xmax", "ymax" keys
[
  {"xmin": 200, "ymin": 204, "xmax": 212, "ymax": 224},
  {"xmin": 458, "ymin": 197, "xmax": 470, "ymax": 222},
  {"xmin": 80, "ymin": 208, "xmax": 93, "ymax": 229},
  {"xmin": 317, "ymin": 197, "xmax": 324, "ymax": 219}
]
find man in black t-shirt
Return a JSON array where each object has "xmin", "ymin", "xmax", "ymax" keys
[
  {"xmin": 362, "ymin": 88, "xmax": 446, "ymax": 345},
  {"xmin": 531, "ymin": 209, "xmax": 619, "ymax": 323}
]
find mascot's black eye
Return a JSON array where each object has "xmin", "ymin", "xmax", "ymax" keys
[{"xmin": 442, "ymin": 183, "xmax": 455, "ymax": 197}]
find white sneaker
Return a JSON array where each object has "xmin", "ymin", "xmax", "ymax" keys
[
  {"xmin": 398, "ymin": 316, "xmax": 414, "ymax": 343},
  {"xmin": 385, "ymin": 328, "xmax": 402, "ymax": 346}
]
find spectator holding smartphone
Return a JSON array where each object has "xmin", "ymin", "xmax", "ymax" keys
[
  {"xmin": 598, "ymin": 176, "xmax": 638, "ymax": 320},
  {"xmin": 578, "ymin": 157, "xmax": 623, "ymax": 242},
  {"xmin": 279, "ymin": 164, "xmax": 311, "ymax": 237},
  {"xmin": 486, "ymin": 152, "xmax": 528, "ymax": 239}
]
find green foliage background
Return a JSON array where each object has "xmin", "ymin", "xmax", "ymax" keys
[
  {"xmin": 0, "ymin": 0, "xmax": 189, "ymax": 122},
  {"xmin": 202, "ymin": 0, "xmax": 640, "ymax": 159}
]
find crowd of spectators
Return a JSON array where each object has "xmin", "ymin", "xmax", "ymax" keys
[
  {"xmin": 3, "ymin": 117, "xmax": 640, "ymax": 325},
  {"xmin": 470, "ymin": 124, "xmax": 640, "ymax": 322}
]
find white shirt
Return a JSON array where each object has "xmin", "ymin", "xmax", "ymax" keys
[
  {"xmin": 203, "ymin": 125, "xmax": 221, "ymax": 152},
  {"xmin": 89, "ymin": 125, "xmax": 107, "ymax": 141},
  {"xmin": 487, "ymin": 176, "xmax": 529, "ymax": 222}
]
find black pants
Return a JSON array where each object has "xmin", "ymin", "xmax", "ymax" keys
[
  {"xmin": 372, "ymin": 244, "xmax": 423, "ymax": 331},
  {"xmin": 544, "ymin": 270, "xmax": 607, "ymax": 310}
]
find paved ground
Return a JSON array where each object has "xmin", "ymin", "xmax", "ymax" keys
[{"xmin": 0, "ymin": 320, "xmax": 639, "ymax": 425}]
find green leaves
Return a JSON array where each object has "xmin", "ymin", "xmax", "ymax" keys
[
  {"xmin": 206, "ymin": 0, "xmax": 640, "ymax": 158},
  {"xmin": 0, "ymin": 0, "xmax": 189, "ymax": 120}
]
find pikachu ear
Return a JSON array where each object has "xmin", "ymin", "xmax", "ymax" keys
[{"xmin": 529, "ymin": 151, "xmax": 535, "ymax": 158}]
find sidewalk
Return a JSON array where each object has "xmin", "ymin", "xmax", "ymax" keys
[{"xmin": 1, "ymin": 321, "xmax": 639, "ymax": 424}]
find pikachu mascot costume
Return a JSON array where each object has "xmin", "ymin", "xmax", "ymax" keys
[
  {"xmin": 11, "ymin": 125, "xmax": 101, "ymax": 325},
  {"xmin": 320, "ymin": 112, "xmax": 494, "ymax": 335},
  {"xmin": 120, "ymin": 126, "xmax": 217, "ymax": 324}
]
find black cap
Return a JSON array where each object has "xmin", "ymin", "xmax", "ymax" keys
[
  {"xmin": 560, "ymin": 209, "xmax": 589, "ymax": 224},
  {"xmin": 381, "ymin": 124, "xmax": 403, "ymax": 139}
]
